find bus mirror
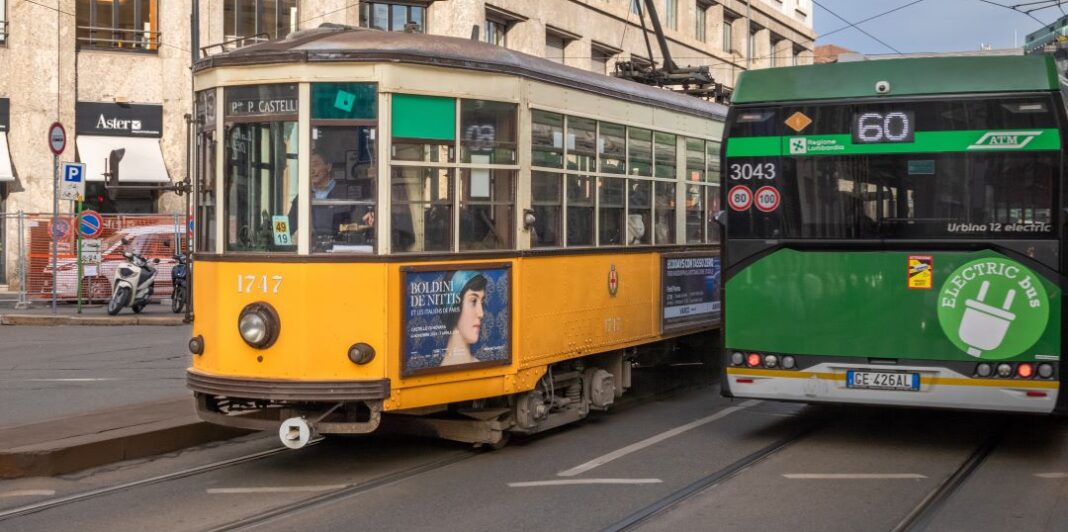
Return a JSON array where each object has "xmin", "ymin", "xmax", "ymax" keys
[{"xmin": 713, "ymin": 209, "xmax": 727, "ymax": 228}]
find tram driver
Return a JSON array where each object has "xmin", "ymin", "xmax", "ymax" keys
[{"xmin": 289, "ymin": 150, "xmax": 376, "ymax": 252}]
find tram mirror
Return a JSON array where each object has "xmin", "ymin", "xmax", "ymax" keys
[
  {"xmin": 713, "ymin": 209, "xmax": 727, "ymax": 228},
  {"xmin": 106, "ymin": 148, "xmax": 126, "ymax": 200},
  {"xmin": 523, "ymin": 209, "xmax": 536, "ymax": 231}
]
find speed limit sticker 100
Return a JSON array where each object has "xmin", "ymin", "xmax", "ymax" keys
[{"xmin": 755, "ymin": 186, "xmax": 781, "ymax": 213}]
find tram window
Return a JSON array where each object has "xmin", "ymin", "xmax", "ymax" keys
[
  {"xmin": 599, "ymin": 177, "xmax": 626, "ymax": 245},
  {"xmin": 655, "ymin": 182, "xmax": 677, "ymax": 244},
  {"xmin": 460, "ymin": 169, "xmax": 515, "ymax": 250},
  {"xmin": 628, "ymin": 128, "xmax": 652, "ymax": 177},
  {"xmin": 304, "ymin": 127, "xmax": 378, "ymax": 253},
  {"xmin": 686, "ymin": 138, "xmax": 706, "ymax": 182},
  {"xmin": 566, "ymin": 175, "xmax": 596, "ymax": 246},
  {"xmin": 599, "ymin": 123, "xmax": 626, "ymax": 174},
  {"xmin": 532, "ymin": 172, "xmax": 563, "ymax": 247},
  {"xmin": 223, "ymin": 121, "xmax": 298, "ymax": 252},
  {"xmin": 392, "ymin": 94, "xmax": 456, "ymax": 163},
  {"xmin": 628, "ymin": 179, "xmax": 652, "ymax": 245},
  {"xmin": 707, "ymin": 184, "xmax": 721, "ymax": 244},
  {"xmin": 196, "ymin": 131, "xmax": 217, "ymax": 253},
  {"xmin": 654, "ymin": 132, "xmax": 678, "ymax": 179},
  {"xmin": 461, "ymin": 100, "xmax": 517, "ymax": 165},
  {"xmin": 532, "ymin": 110, "xmax": 564, "ymax": 169},
  {"xmin": 685, "ymin": 184, "xmax": 706, "ymax": 243},
  {"xmin": 706, "ymin": 141, "xmax": 722, "ymax": 184},
  {"xmin": 390, "ymin": 167, "xmax": 452, "ymax": 252},
  {"xmin": 567, "ymin": 118, "xmax": 597, "ymax": 173}
]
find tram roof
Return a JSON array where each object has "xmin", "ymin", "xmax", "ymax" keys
[
  {"xmin": 732, "ymin": 55, "xmax": 1059, "ymax": 105},
  {"xmin": 194, "ymin": 25, "xmax": 727, "ymax": 120}
]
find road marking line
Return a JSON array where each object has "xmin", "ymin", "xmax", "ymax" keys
[
  {"xmin": 557, "ymin": 400, "xmax": 760, "ymax": 477},
  {"xmin": 22, "ymin": 378, "xmax": 122, "ymax": 382},
  {"xmin": 1035, "ymin": 472, "xmax": 1068, "ymax": 479},
  {"xmin": 783, "ymin": 474, "xmax": 927, "ymax": 479},
  {"xmin": 509, "ymin": 479, "xmax": 663, "ymax": 487},
  {"xmin": 206, "ymin": 485, "xmax": 347, "ymax": 494},
  {"xmin": 0, "ymin": 490, "xmax": 57, "ymax": 498}
]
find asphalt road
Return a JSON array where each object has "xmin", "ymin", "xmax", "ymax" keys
[
  {"xmin": 2, "ymin": 381, "xmax": 1065, "ymax": 531},
  {"xmin": 0, "ymin": 325, "xmax": 192, "ymax": 426}
]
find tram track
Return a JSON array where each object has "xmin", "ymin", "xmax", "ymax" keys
[
  {"xmin": 601, "ymin": 421, "xmax": 823, "ymax": 532},
  {"xmin": 891, "ymin": 425, "xmax": 1005, "ymax": 532},
  {"xmin": 0, "ymin": 440, "xmax": 319, "ymax": 522}
]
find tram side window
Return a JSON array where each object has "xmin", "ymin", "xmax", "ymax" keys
[
  {"xmin": 390, "ymin": 167, "xmax": 452, "ymax": 252},
  {"xmin": 461, "ymin": 100, "xmax": 517, "ymax": 165},
  {"xmin": 532, "ymin": 110, "xmax": 564, "ymax": 168},
  {"xmin": 599, "ymin": 123, "xmax": 626, "ymax": 174},
  {"xmin": 567, "ymin": 118, "xmax": 597, "ymax": 173},
  {"xmin": 567, "ymin": 174, "xmax": 596, "ymax": 246},
  {"xmin": 460, "ymin": 169, "xmax": 515, "ymax": 250},
  {"xmin": 654, "ymin": 132, "xmax": 677, "ymax": 179},
  {"xmin": 599, "ymin": 177, "xmax": 626, "ymax": 245},
  {"xmin": 196, "ymin": 132, "xmax": 217, "ymax": 252},
  {"xmin": 628, "ymin": 128, "xmax": 652, "ymax": 177},
  {"xmin": 308, "ymin": 83, "xmax": 379, "ymax": 253},
  {"xmin": 223, "ymin": 84, "xmax": 299, "ymax": 253},
  {"xmin": 685, "ymin": 184, "xmax": 705, "ymax": 243},
  {"xmin": 392, "ymin": 94, "xmax": 455, "ymax": 163},
  {"xmin": 628, "ymin": 179, "xmax": 652, "ymax": 245},
  {"xmin": 705, "ymin": 141, "xmax": 722, "ymax": 243},
  {"xmin": 532, "ymin": 171, "xmax": 563, "ymax": 247},
  {"xmin": 655, "ymin": 182, "xmax": 677, "ymax": 244}
]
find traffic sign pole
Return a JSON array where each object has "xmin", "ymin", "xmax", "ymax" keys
[
  {"xmin": 49, "ymin": 123, "xmax": 66, "ymax": 314},
  {"xmin": 76, "ymin": 200, "xmax": 83, "ymax": 314}
]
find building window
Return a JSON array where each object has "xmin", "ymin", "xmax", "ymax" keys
[
  {"xmin": 485, "ymin": 17, "xmax": 508, "ymax": 47},
  {"xmin": 695, "ymin": 1, "xmax": 709, "ymax": 42},
  {"xmin": 361, "ymin": 2, "xmax": 427, "ymax": 33},
  {"xmin": 722, "ymin": 14, "xmax": 734, "ymax": 53},
  {"xmin": 664, "ymin": 0, "xmax": 677, "ymax": 30},
  {"xmin": 76, "ymin": 0, "xmax": 160, "ymax": 51},
  {"xmin": 0, "ymin": 0, "xmax": 7, "ymax": 44},
  {"xmin": 591, "ymin": 45, "xmax": 615, "ymax": 75},
  {"xmin": 224, "ymin": 0, "xmax": 297, "ymax": 43},
  {"xmin": 546, "ymin": 33, "xmax": 566, "ymax": 64}
]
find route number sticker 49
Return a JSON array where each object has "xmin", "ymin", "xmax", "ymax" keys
[
  {"xmin": 754, "ymin": 186, "xmax": 781, "ymax": 213},
  {"xmin": 728, "ymin": 185, "xmax": 753, "ymax": 211}
]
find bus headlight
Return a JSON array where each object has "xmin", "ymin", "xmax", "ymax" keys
[{"xmin": 238, "ymin": 302, "xmax": 280, "ymax": 349}]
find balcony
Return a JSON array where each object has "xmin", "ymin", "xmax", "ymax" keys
[{"xmin": 77, "ymin": 26, "xmax": 162, "ymax": 53}]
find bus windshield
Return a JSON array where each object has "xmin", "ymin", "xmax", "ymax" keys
[{"xmin": 725, "ymin": 96, "xmax": 1061, "ymax": 240}]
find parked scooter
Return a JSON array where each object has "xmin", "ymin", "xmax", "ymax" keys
[
  {"xmin": 107, "ymin": 239, "xmax": 160, "ymax": 316},
  {"xmin": 171, "ymin": 252, "xmax": 190, "ymax": 314}
]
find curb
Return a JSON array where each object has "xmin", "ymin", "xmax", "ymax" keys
[
  {"xmin": 0, "ymin": 314, "xmax": 188, "ymax": 326},
  {"xmin": 0, "ymin": 398, "xmax": 249, "ymax": 479}
]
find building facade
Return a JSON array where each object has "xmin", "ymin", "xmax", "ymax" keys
[{"xmin": 0, "ymin": 0, "xmax": 813, "ymax": 286}]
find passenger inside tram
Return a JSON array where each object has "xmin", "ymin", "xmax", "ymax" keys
[{"xmin": 289, "ymin": 147, "xmax": 376, "ymax": 252}]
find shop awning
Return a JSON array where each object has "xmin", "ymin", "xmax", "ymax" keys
[
  {"xmin": 76, "ymin": 135, "xmax": 170, "ymax": 183},
  {"xmin": 0, "ymin": 133, "xmax": 14, "ymax": 182}
]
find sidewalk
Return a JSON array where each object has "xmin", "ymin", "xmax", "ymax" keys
[{"xmin": 0, "ymin": 299, "xmax": 187, "ymax": 326}]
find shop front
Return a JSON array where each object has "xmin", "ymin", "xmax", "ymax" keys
[{"xmin": 75, "ymin": 102, "xmax": 170, "ymax": 213}]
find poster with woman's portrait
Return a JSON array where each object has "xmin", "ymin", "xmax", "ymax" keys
[{"xmin": 402, "ymin": 264, "xmax": 511, "ymax": 376}]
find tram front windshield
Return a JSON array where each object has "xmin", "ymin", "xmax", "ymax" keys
[{"xmin": 726, "ymin": 96, "xmax": 1061, "ymax": 240}]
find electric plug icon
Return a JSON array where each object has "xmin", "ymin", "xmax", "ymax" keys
[{"xmin": 958, "ymin": 280, "xmax": 1016, "ymax": 358}]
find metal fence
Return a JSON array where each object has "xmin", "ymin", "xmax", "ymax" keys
[{"xmin": 1, "ymin": 212, "xmax": 188, "ymax": 305}]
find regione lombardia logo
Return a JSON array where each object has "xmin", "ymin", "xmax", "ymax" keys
[
  {"xmin": 937, "ymin": 258, "xmax": 1049, "ymax": 360},
  {"xmin": 788, "ymin": 137, "xmax": 807, "ymax": 155}
]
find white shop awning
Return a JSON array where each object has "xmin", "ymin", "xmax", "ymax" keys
[
  {"xmin": 0, "ymin": 133, "xmax": 14, "ymax": 182},
  {"xmin": 77, "ymin": 135, "xmax": 170, "ymax": 183}
]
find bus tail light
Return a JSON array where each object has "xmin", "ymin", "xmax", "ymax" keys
[
  {"xmin": 996, "ymin": 363, "xmax": 1013, "ymax": 378},
  {"xmin": 747, "ymin": 353, "xmax": 762, "ymax": 367},
  {"xmin": 782, "ymin": 356, "xmax": 796, "ymax": 369},
  {"xmin": 1038, "ymin": 363, "xmax": 1055, "ymax": 379},
  {"xmin": 1017, "ymin": 363, "xmax": 1034, "ymax": 379},
  {"xmin": 976, "ymin": 363, "xmax": 992, "ymax": 378},
  {"xmin": 731, "ymin": 352, "xmax": 745, "ymax": 366}
]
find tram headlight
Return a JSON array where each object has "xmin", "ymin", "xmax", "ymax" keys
[
  {"xmin": 1038, "ymin": 363, "xmax": 1055, "ymax": 379},
  {"xmin": 731, "ymin": 351, "xmax": 745, "ymax": 366},
  {"xmin": 348, "ymin": 343, "xmax": 376, "ymax": 365},
  {"xmin": 238, "ymin": 302, "xmax": 280, "ymax": 349},
  {"xmin": 996, "ymin": 363, "xmax": 1013, "ymax": 378}
]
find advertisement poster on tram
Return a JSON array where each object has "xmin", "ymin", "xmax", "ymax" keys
[
  {"xmin": 661, "ymin": 253, "xmax": 721, "ymax": 333},
  {"xmin": 402, "ymin": 264, "xmax": 512, "ymax": 376}
]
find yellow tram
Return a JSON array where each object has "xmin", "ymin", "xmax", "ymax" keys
[{"xmin": 186, "ymin": 25, "xmax": 725, "ymax": 447}]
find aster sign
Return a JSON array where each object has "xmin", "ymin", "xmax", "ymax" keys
[{"xmin": 76, "ymin": 102, "xmax": 163, "ymax": 138}]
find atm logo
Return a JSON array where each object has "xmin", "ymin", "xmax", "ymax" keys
[{"xmin": 968, "ymin": 131, "xmax": 1043, "ymax": 150}]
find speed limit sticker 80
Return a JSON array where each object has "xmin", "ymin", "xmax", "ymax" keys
[{"xmin": 728, "ymin": 185, "xmax": 753, "ymax": 211}]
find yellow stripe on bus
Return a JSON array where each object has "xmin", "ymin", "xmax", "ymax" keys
[{"xmin": 726, "ymin": 367, "xmax": 1060, "ymax": 390}]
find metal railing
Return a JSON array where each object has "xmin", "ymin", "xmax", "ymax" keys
[
  {"xmin": 76, "ymin": 25, "xmax": 162, "ymax": 52},
  {"xmin": 200, "ymin": 33, "xmax": 271, "ymax": 56}
]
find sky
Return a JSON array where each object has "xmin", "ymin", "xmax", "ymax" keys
[{"xmin": 813, "ymin": 0, "xmax": 1065, "ymax": 54}]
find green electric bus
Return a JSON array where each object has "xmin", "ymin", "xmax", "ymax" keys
[{"xmin": 721, "ymin": 55, "xmax": 1065, "ymax": 413}]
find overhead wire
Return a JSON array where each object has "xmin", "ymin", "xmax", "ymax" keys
[{"xmin": 812, "ymin": 0, "xmax": 904, "ymax": 54}]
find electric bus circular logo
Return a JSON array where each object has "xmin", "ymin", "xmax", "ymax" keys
[{"xmin": 936, "ymin": 258, "xmax": 1048, "ymax": 360}]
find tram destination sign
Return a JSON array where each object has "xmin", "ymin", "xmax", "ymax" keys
[
  {"xmin": 225, "ymin": 85, "xmax": 299, "ymax": 118},
  {"xmin": 661, "ymin": 253, "xmax": 721, "ymax": 333}
]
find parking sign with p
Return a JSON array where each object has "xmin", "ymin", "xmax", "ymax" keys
[{"xmin": 60, "ymin": 162, "xmax": 87, "ymax": 201}]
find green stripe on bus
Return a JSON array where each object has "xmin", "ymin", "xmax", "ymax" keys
[{"xmin": 726, "ymin": 128, "xmax": 1061, "ymax": 158}]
